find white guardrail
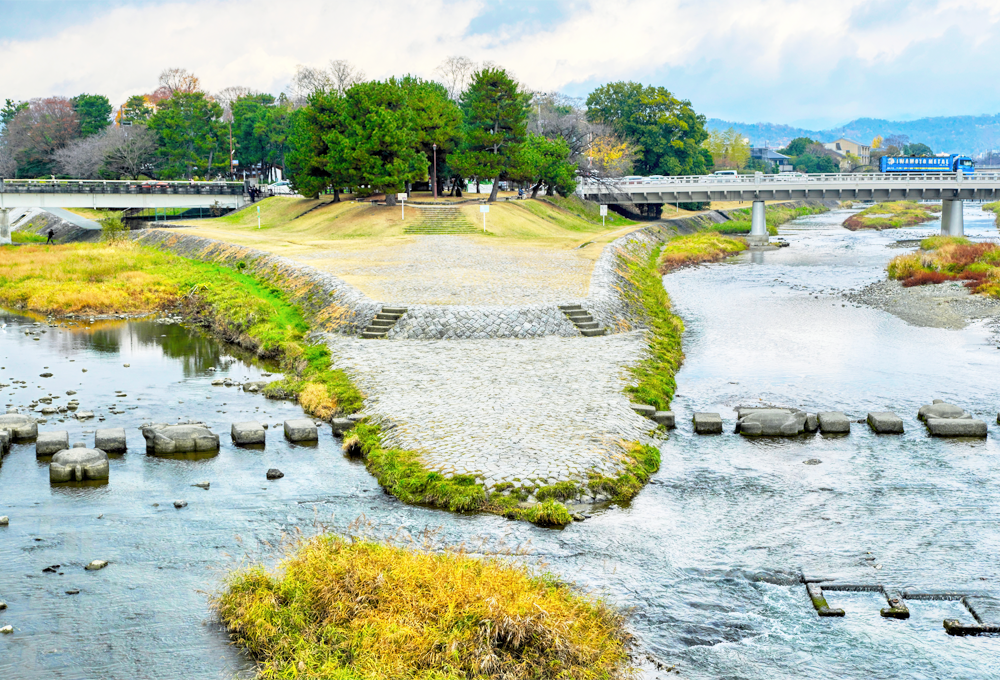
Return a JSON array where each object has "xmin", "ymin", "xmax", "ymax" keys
[
  {"xmin": 580, "ymin": 172, "xmax": 1000, "ymax": 189},
  {"xmin": 0, "ymin": 178, "xmax": 246, "ymax": 195}
]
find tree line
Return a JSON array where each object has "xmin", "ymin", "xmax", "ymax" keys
[{"xmin": 0, "ymin": 60, "xmax": 715, "ymax": 200}]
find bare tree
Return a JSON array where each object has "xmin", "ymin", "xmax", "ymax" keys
[
  {"xmin": 434, "ymin": 56, "xmax": 477, "ymax": 101},
  {"xmin": 0, "ymin": 139, "xmax": 15, "ymax": 177},
  {"xmin": 328, "ymin": 60, "xmax": 366, "ymax": 94},
  {"xmin": 3, "ymin": 97, "xmax": 80, "ymax": 174},
  {"xmin": 55, "ymin": 133, "xmax": 112, "ymax": 178},
  {"xmin": 287, "ymin": 65, "xmax": 332, "ymax": 105},
  {"xmin": 159, "ymin": 68, "xmax": 202, "ymax": 94},
  {"xmin": 215, "ymin": 85, "xmax": 252, "ymax": 122},
  {"xmin": 103, "ymin": 125, "xmax": 159, "ymax": 179}
]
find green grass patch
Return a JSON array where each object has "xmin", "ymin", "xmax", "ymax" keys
[
  {"xmin": 586, "ymin": 442, "xmax": 660, "ymax": 503},
  {"xmin": 844, "ymin": 201, "xmax": 938, "ymax": 231},
  {"xmin": 515, "ymin": 197, "xmax": 634, "ymax": 233},
  {"xmin": 920, "ymin": 235, "xmax": 969, "ymax": 250},
  {"xmin": 887, "ymin": 238, "xmax": 1000, "ymax": 296},
  {"xmin": 984, "ymin": 201, "xmax": 1000, "ymax": 226},
  {"xmin": 709, "ymin": 203, "xmax": 830, "ymax": 236},
  {"xmin": 658, "ymin": 232, "xmax": 747, "ymax": 271},
  {"xmin": 11, "ymin": 231, "xmax": 47, "ymax": 243},
  {"xmin": 537, "ymin": 194, "xmax": 638, "ymax": 227},
  {"xmin": 214, "ymin": 534, "xmax": 635, "ymax": 680}
]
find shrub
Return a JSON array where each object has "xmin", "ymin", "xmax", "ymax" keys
[
  {"xmin": 920, "ymin": 235, "xmax": 969, "ymax": 250},
  {"xmin": 523, "ymin": 499, "xmax": 573, "ymax": 527},
  {"xmin": 100, "ymin": 215, "xmax": 129, "ymax": 242},
  {"xmin": 887, "ymin": 253, "xmax": 922, "ymax": 280},
  {"xmin": 902, "ymin": 270, "xmax": 955, "ymax": 287}
]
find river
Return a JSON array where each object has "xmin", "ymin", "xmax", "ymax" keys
[{"xmin": 1, "ymin": 206, "xmax": 998, "ymax": 679}]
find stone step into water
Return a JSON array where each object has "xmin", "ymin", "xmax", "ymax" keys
[
  {"xmin": 284, "ymin": 418, "xmax": 318, "ymax": 442},
  {"xmin": 0, "ymin": 412, "xmax": 37, "ymax": 440},
  {"xmin": 735, "ymin": 407, "xmax": 816, "ymax": 437},
  {"xmin": 693, "ymin": 412, "xmax": 723, "ymax": 434},
  {"xmin": 231, "ymin": 421, "xmax": 265, "ymax": 445},
  {"xmin": 142, "ymin": 423, "xmax": 220, "ymax": 454},
  {"xmin": 917, "ymin": 400, "xmax": 988, "ymax": 437},
  {"xmin": 50, "ymin": 446, "xmax": 109, "ymax": 483},
  {"xmin": 36, "ymin": 430, "xmax": 69, "ymax": 456},
  {"xmin": 95, "ymin": 427, "xmax": 127, "ymax": 453},
  {"xmin": 817, "ymin": 411, "xmax": 851, "ymax": 434},
  {"xmin": 867, "ymin": 412, "xmax": 904, "ymax": 434}
]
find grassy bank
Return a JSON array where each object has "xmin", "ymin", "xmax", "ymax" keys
[
  {"xmin": 844, "ymin": 201, "xmax": 939, "ymax": 230},
  {"xmin": 887, "ymin": 236, "xmax": 1000, "ymax": 295},
  {"xmin": 0, "ymin": 242, "xmax": 361, "ymax": 417},
  {"xmin": 984, "ymin": 201, "xmax": 1000, "ymax": 226},
  {"xmin": 215, "ymin": 534, "xmax": 635, "ymax": 680},
  {"xmin": 657, "ymin": 232, "xmax": 747, "ymax": 271},
  {"xmin": 709, "ymin": 203, "xmax": 830, "ymax": 236}
]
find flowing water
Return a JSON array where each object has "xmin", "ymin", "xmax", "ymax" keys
[{"xmin": 2, "ymin": 206, "xmax": 999, "ymax": 679}]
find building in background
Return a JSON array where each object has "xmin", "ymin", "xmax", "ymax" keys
[
  {"xmin": 822, "ymin": 138, "xmax": 871, "ymax": 166},
  {"xmin": 750, "ymin": 147, "xmax": 793, "ymax": 172}
]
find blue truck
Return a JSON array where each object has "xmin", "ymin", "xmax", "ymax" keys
[{"xmin": 879, "ymin": 154, "xmax": 974, "ymax": 173}]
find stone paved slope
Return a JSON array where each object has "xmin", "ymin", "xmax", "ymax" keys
[{"xmin": 326, "ymin": 332, "xmax": 654, "ymax": 491}]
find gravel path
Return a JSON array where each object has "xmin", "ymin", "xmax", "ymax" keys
[
  {"xmin": 295, "ymin": 236, "xmax": 594, "ymax": 305},
  {"xmin": 843, "ymin": 279, "xmax": 1000, "ymax": 330},
  {"xmin": 325, "ymin": 332, "xmax": 655, "ymax": 491}
]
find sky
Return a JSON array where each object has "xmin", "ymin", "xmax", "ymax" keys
[{"xmin": 1, "ymin": 0, "xmax": 1000, "ymax": 129}]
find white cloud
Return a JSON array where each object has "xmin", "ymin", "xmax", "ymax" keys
[{"xmin": 1, "ymin": 0, "xmax": 999, "ymax": 126}]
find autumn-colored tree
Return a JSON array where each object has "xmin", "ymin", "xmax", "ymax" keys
[
  {"xmin": 587, "ymin": 135, "xmax": 636, "ymax": 176},
  {"xmin": 3, "ymin": 97, "xmax": 80, "ymax": 177}
]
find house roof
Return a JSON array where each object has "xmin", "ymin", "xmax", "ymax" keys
[{"xmin": 751, "ymin": 148, "xmax": 790, "ymax": 161}]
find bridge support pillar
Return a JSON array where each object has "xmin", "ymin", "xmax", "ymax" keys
[
  {"xmin": 748, "ymin": 200, "xmax": 768, "ymax": 245},
  {"xmin": 941, "ymin": 199, "xmax": 964, "ymax": 237},
  {"xmin": 0, "ymin": 208, "xmax": 10, "ymax": 245}
]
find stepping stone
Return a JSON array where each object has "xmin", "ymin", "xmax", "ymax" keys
[
  {"xmin": 630, "ymin": 404, "xmax": 655, "ymax": 417},
  {"xmin": 736, "ymin": 408, "xmax": 808, "ymax": 436},
  {"xmin": 331, "ymin": 418, "xmax": 355, "ymax": 436},
  {"xmin": 0, "ymin": 413, "xmax": 37, "ymax": 439},
  {"xmin": 231, "ymin": 421, "xmax": 266, "ymax": 445},
  {"xmin": 867, "ymin": 412, "xmax": 903, "ymax": 434},
  {"xmin": 50, "ymin": 447, "xmax": 109, "ymax": 482},
  {"xmin": 95, "ymin": 427, "xmax": 127, "ymax": 453},
  {"xmin": 693, "ymin": 412, "xmax": 723, "ymax": 434},
  {"xmin": 806, "ymin": 582, "xmax": 845, "ymax": 617},
  {"xmin": 652, "ymin": 411, "xmax": 675, "ymax": 428},
  {"xmin": 918, "ymin": 400, "xmax": 968, "ymax": 421},
  {"xmin": 0, "ymin": 429, "xmax": 9, "ymax": 455},
  {"xmin": 284, "ymin": 419, "xmax": 318, "ymax": 442},
  {"xmin": 925, "ymin": 417, "xmax": 988, "ymax": 437},
  {"xmin": 36, "ymin": 431, "xmax": 69, "ymax": 456},
  {"xmin": 142, "ymin": 423, "xmax": 220, "ymax": 454},
  {"xmin": 817, "ymin": 411, "xmax": 851, "ymax": 434}
]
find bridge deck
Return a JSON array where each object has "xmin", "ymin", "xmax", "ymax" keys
[
  {"xmin": 0, "ymin": 179, "xmax": 246, "ymax": 209},
  {"xmin": 580, "ymin": 172, "xmax": 1000, "ymax": 204}
]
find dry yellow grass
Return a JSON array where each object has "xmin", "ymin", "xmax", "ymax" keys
[
  {"xmin": 298, "ymin": 382, "xmax": 338, "ymax": 420},
  {"xmin": 215, "ymin": 534, "xmax": 635, "ymax": 680}
]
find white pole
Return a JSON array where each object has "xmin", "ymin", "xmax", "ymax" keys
[
  {"xmin": 257, "ymin": 205, "xmax": 260, "ymax": 229},
  {"xmin": 483, "ymin": 211, "xmax": 486, "ymax": 232},
  {"xmin": 402, "ymin": 199, "xmax": 405, "ymax": 220}
]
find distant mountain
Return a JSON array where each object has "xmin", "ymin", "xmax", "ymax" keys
[{"xmin": 707, "ymin": 115, "xmax": 1000, "ymax": 155}]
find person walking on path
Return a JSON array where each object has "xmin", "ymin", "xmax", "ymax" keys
[{"xmin": 45, "ymin": 229, "xmax": 55, "ymax": 245}]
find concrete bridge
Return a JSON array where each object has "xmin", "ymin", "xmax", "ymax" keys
[
  {"xmin": 0, "ymin": 179, "xmax": 246, "ymax": 244},
  {"xmin": 580, "ymin": 172, "xmax": 1000, "ymax": 243}
]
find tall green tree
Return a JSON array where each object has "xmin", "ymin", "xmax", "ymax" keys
[
  {"xmin": 147, "ymin": 92, "xmax": 224, "ymax": 178},
  {"xmin": 232, "ymin": 93, "xmax": 291, "ymax": 181},
  {"xmin": 317, "ymin": 79, "xmax": 426, "ymax": 204},
  {"xmin": 586, "ymin": 82, "xmax": 710, "ymax": 176},
  {"xmin": 121, "ymin": 95, "xmax": 153, "ymax": 124},
  {"xmin": 399, "ymin": 77, "xmax": 462, "ymax": 195},
  {"xmin": 286, "ymin": 102, "xmax": 335, "ymax": 199},
  {"xmin": 451, "ymin": 67, "xmax": 528, "ymax": 201},
  {"xmin": 71, "ymin": 94, "xmax": 112, "ymax": 137},
  {"xmin": 511, "ymin": 133, "xmax": 576, "ymax": 197},
  {"xmin": 1, "ymin": 98, "xmax": 28, "ymax": 130}
]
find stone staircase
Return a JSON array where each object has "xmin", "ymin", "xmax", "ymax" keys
[
  {"xmin": 403, "ymin": 205, "xmax": 479, "ymax": 234},
  {"xmin": 559, "ymin": 304, "xmax": 606, "ymax": 337},
  {"xmin": 360, "ymin": 307, "xmax": 407, "ymax": 339}
]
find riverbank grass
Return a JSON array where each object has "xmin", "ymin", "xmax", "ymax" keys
[
  {"xmin": 887, "ymin": 237, "xmax": 1000, "ymax": 295},
  {"xmin": 709, "ymin": 203, "xmax": 829, "ymax": 236},
  {"xmin": 215, "ymin": 534, "xmax": 635, "ymax": 680},
  {"xmin": 657, "ymin": 232, "xmax": 747, "ymax": 271},
  {"xmin": 844, "ymin": 201, "xmax": 939, "ymax": 230},
  {"xmin": 0, "ymin": 242, "xmax": 361, "ymax": 415}
]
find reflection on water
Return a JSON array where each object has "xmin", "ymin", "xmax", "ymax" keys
[{"xmin": 2, "ymin": 207, "xmax": 1000, "ymax": 680}]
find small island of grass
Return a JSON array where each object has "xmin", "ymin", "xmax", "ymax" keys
[
  {"xmin": 887, "ymin": 236, "xmax": 1000, "ymax": 295},
  {"xmin": 844, "ymin": 201, "xmax": 939, "ymax": 231}
]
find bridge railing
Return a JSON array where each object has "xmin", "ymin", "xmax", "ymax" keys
[
  {"xmin": 0, "ymin": 179, "xmax": 246, "ymax": 196},
  {"xmin": 580, "ymin": 172, "xmax": 1000, "ymax": 190}
]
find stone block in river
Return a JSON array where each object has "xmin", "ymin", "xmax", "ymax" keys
[
  {"xmin": 736, "ymin": 408, "xmax": 808, "ymax": 436},
  {"xmin": 0, "ymin": 413, "xmax": 37, "ymax": 440},
  {"xmin": 918, "ymin": 400, "xmax": 970, "ymax": 421},
  {"xmin": 141, "ymin": 423, "xmax": 220, "ymax": 455},
  {"xmin": 95, "ymin": 428, "xmax": 127, "ymax": 453},
  {"xmin": 804, "ymin": 413, "xmax": 819, "ymax": 433},
  {"xmin": 331, "ymin": 418, "xmax": 355, "ymax": 436},
  {"xmin": 867, "ymin": 412, "xmax": 904, "ymax": 434},
  {"xmin": 693, "ymin": 412, "xmax": 723, "ymax": 434},
  {"xmin": 50, "ymin": 447, "xmax": 109, "ymax": 483},
  {"xmin": 817, "ymin": 412, "xmax": 851, "ymax": 434},
  {"xmin": 242, "ymin": 381, "xmax": 269, "ymax": 393},
  {"xmin": 925, "ymin": 417, "xmax": 988, "ymax": 437},
  {"xmin": 652, "ymin": 411, "xmax": 675, "ymax": 428},
  {"xmin": 284, "ymin": 419, "xmax": 318, "ymax": 442},
  {"xmin": 630, "ymin": 403, "xmax": 655, "ymax": 417},
  {"xmin": 36, "ymin": 431, "xmax": 69, "ymax": 456},
  {"xmin": 0, "ymin": 429, "xmax": 9, "ymax": 455},
  {"xmin": 231, "ymin": 421, "xmax": 265, "ymax": 445}
]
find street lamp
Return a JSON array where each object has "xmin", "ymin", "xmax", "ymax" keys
[{"xmin": 432, "ymin": 143, "xmax": 438, "ymax": 199}]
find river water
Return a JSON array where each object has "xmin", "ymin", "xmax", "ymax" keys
[{"xmin": 2, "ymin": 206, "xmax": 999, "ymax": 679}]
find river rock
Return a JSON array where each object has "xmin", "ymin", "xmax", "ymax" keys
[
  {"xmin": 925, "ymin": 417, "xmax": 988, "ymax": 437},
  {"xmin": 283, "ymin": 419, "xmax": 317, "ymax": 442},
  {"xmin": 0, "ymin": 429, "xmax": 10, "ymax": 455},
  {"xmin": 0, "ymin": 516, "xmax": 8, "ymax": 526},
  {"xmin": 50, "ymin": 447, "xmax": 110, "ymax": 483},
  {"xmin": 141, "ymin": 423, "xmax": 219, "ymax": 454},
  {"xmin": 266, "ymin": 468, "xmax": 284, "ymax": 480},
  {"xmin": 192, "ymin": 481, "xmax": 210, "ymax": 490},
  {"xmin": 867, "ymin": 412, "xmax": 904, "ymax": 434},
  {"xmin": 75, "ymin": 411, "xmax": 95, "ymax": 420},
  {"xmin": 1, "ymin": 625, "xmax": 12, "ymax": 634},
  {"xmin": 85, "ymin": 560, "xmax": 108, "ymax": 570},
  {"xmin": 331, "ymin": 418, "xmax": 355, "ymax": 436},
  {"xmin": 36, "ymin": 430, "xmax": 69, "ymax": 456},
  {"xmin": 173, "ymin": 500, "xmax": 187, "ymax": 509},
  {"xmin": 817, "ymin": 412, "xmax": 851, "ymax": 434},
  {"xmin": 211, "ymin": 378, "xmax": 224, "ymax": 386},
  {"xmin": 736, "ymin": 408, "xmax": 808, "ymax": 436},
  {"xmin": 231, "ymin": 421, "xmax": 265, "ymax": 445},
  {"xmin": 652, "ymin": 411, "xmax": 676, "ymax": 428},
  {"xmin": 242, "ymin": 381, "xmax": 268, "ymax": 393},
  {"xmin": 693, "ymin": 412, "xmax": 723, "ymax": 434},
  {"xmin": 94, "ymin": 427, "xmax": 127, "ymax": 453},
  {"xmin": 918, "ymin": 400, "xmax": 969, "ymax": 421},
  {"xmin": 0, "ymin": 413, "xmax": 37, "ymax": 439}
]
